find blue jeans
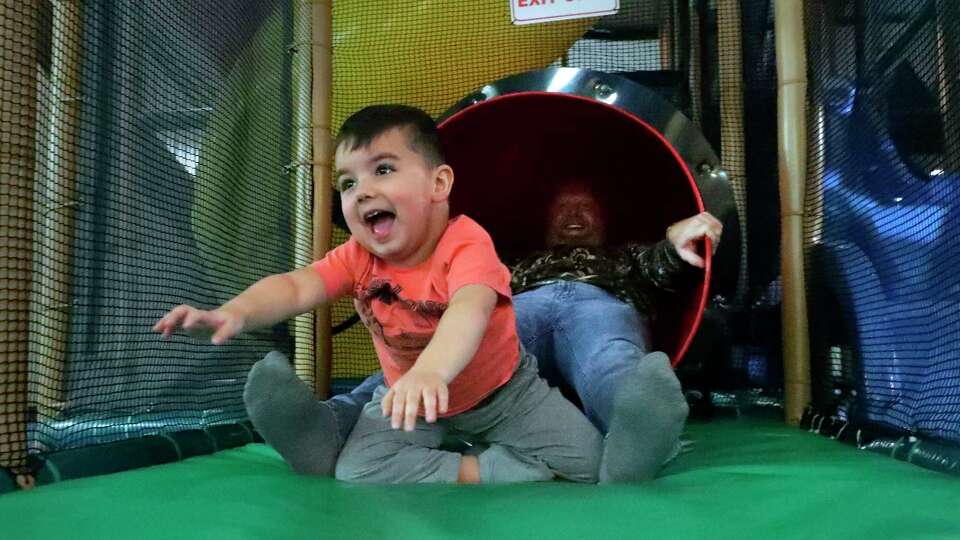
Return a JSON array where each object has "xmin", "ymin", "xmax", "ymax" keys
[
  {"xmin": 513, "ymin": 281, "xmax": 651, "ymax": 432},
  {"xmin": 326, "ymin": 281, "xmax": 651, "ymax": 443}
]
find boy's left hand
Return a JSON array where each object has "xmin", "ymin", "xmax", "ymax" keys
[{"xmin": 383, "ymin": 368, "xmax": 449, "ymax": 431}]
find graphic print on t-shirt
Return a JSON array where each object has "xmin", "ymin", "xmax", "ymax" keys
[{"xmin": 354, "ymin": 278, "xmax": 448, "ymax": 368}]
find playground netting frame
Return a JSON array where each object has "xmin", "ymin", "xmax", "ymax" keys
[{"xmin": 2, "ymin": 0, "xmax": 960, "ymax": 490}]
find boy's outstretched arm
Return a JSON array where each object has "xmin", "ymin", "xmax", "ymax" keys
[
  {"xmin": 153, "ymin": 267, "xmax": 329, "ymax": 345},
  {"xmin": 383, "ymin": 284, "xmax": 498, "ymax": 431}
]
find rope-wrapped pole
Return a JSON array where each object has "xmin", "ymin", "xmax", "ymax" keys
[
  {"xmin": 0, "ymin": 0, "xmax": 41, "ymax": 475},
  {"xmin": 775, "ymin": 0, "xmax": 811, "ymax": 425},
  {"xmin": 311, "ymin": 0, "xmax": 333, "ymax": 398}
]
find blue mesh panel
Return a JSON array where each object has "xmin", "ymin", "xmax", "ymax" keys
[{"xmin": 806, "ymin": 0, "xmax": 960, "ymax": 445}]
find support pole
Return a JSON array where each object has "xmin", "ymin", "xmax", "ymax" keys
[
  {"xmin": 936, "ymin": 1, "xmax": 960, "ymax": 174},
  {"xmin": 31, "ymin": 0, "xmax": 83, "ymax": 418},
  {"xmin": 660, "ymin": 1, "xmax": 676, "ymax": 70},
  {"xmin": 774, "ymin": 0, "xmax": 811, "ymax": 425},
  {"xmin": 717, "ymin": 0, "xmax": 750, "ymax": 309},
  {"xmin": 688, "ymin": 0, "xmax": 703, "ymax": 126},
  {"xmin": 0, "ymin": 0, "xmax": 41, "ymax": 473},
  {"xmin": 805, "ymin": 1, "xmax": 825, "ymax": 246},
  {"xmin": 310, "ymin": 0, "xmax": 333, "ymax": 398},
  {"xmin": 290, "ymin": 0, "xmax": 316, "ymax": 388}
]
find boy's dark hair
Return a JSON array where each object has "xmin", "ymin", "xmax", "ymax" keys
[{"xmin": 335, "ymin": 105, "xmax": 445, "ymax": 167}]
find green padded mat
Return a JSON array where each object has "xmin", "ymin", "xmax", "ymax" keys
[{"xmin": 1, "ymin": 417, "xmax": 957, "ymax": 540}]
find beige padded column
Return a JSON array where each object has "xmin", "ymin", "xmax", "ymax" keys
[
  {"xmin": 775, "ymin": 0, "xmax": 812, "ymax": 426},
  {"xmin": 311, "ymin": 0, "xmax": 333, "ymax": 398}
]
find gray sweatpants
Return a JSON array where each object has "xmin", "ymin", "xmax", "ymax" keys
[{"xmin": 335, "ymin": 350, "xmax": 603, "ymax": 484}]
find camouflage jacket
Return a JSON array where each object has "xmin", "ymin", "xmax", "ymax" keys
[{"xmin": 509, "ymin": 239, "xmax": 688, "ymax": 317}]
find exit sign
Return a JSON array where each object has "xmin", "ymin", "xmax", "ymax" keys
[{"xmin": 511, "ymin": 0, "xmax": 619, "ymax": 25}]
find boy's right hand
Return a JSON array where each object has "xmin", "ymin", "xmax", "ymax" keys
[
  {"xmin": 382, "ymin": 368, "xmax": 450, "ymax": 432},
  {"xmin": 152, "ymin": 305, "xmax": 246, "ymax": 345}
]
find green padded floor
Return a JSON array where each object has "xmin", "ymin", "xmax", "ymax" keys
[{"xmin": 2, "ymin": 417, "xmax": 957, "ymax": 540}]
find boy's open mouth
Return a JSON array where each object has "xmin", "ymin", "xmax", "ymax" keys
[{"xmin": 364, "ymin": 209, "xmax": 396, "ymax": 240}]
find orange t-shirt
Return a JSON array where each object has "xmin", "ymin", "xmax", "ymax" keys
[{"xmin": 311, "ymin": 215, "xmax": 520, "ymax": 416}]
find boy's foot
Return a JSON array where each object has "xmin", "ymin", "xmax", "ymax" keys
[
  {"xmin": 598, "ymin": 351, "xmax": 689, "ymax": 483},
  {"xmin": 244, "ymin": 351, "xmax": 340, "ymax": 475}
]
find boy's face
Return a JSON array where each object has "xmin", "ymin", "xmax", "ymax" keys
[
  {"xmin": 545, "ymin": 182, "xmax": 607, "ymax": 248},
  {"xmin": 335, "ymin": 127, "xmax": 451, "ymax": 266}
]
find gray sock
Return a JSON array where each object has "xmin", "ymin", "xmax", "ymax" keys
[
  {"xmin": 598, "ymin": 351, "xmax": 689, "ymax": 483},
  {"xmin": 243, "ymin": 351, "xmax": 340, "ymax": 476}
]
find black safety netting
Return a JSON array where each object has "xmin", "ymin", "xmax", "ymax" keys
[
  {"xmin": 1, "ymin": 0, "xmax": 770, "ymax": 478},
  {"xmin": 804, "ymin": 0, "xmax": 960, "ymax": 448},
  {"xmin": 6, "ymin": 0, "xmax": 888, "ymax": 480},
  {"xmin": 1, "ymin": 0, "xmax": 314, "ymax": 475},
  {"xmin": 1, "ymin": 0, "xmax": 790, "ymax": 480}
]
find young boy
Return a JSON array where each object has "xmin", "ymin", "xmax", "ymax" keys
[{"xmin": 153, "ymin": 105, "xmax": 602, "ymax": 484}]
